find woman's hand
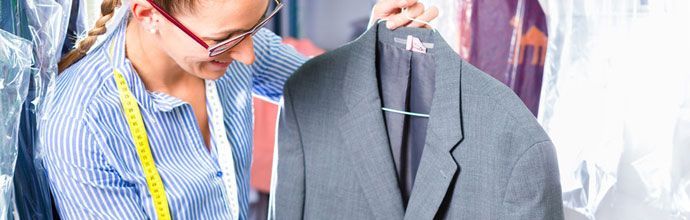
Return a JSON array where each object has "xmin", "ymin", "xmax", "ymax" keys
[{"xmin": 371, "ymin": 0, "xmax": 440, "ymax": 29}]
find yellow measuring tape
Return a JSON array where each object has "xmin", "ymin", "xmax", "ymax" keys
[{"xmin": 114, "ymin": 70, "xmax": 172, "ymax": 220}]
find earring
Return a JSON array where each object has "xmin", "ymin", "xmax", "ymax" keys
[{"xmin": 149, "ymin": 22, "xmax": 157, "ymax": 34}]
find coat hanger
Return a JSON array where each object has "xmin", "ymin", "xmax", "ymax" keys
[{"xmin": 382, "ymin": 107, "xmax": 430, "ymax": 118}]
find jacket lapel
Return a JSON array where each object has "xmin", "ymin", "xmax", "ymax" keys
[
  {"xmin": 404, "ymin": 30, "xmax": 465, "ymax": 220},
  {"xmin": 337, "ymin": 23, "xmax": 405, "ymax": 219}
]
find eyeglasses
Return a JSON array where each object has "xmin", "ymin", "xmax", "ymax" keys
[{"xmin": 146, "ymin": 0, "xmax": 284, "ymax": 57}]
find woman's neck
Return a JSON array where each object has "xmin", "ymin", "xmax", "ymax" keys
[{"xmin": 124, "ymin": 20, "xmax": 198, "ymax": 95}]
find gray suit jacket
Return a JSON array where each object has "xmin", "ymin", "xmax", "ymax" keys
[{"xmin": 274, "ymin": 23, "xmax": 564, "ymax": 220}]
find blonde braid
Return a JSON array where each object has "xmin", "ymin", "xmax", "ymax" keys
[{"xmin": 58, "ymin": 0, "xmax": 121, "ymax": 73}]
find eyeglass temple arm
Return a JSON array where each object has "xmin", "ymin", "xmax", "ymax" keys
[{"xmin": 146, "ymin": 0, "xmax": 210, "ymax": 48}]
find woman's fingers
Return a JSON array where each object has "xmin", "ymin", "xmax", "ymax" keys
[{"xmin": 385, "ymin": 2, "xmax": 425, "ymax": 29}]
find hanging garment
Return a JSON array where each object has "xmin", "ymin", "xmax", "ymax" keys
[
  {"xmin": 418, "ymin": 0, "xmax": 460, "ymax": 53},
  {"xmin": 457, "ymin": 0, "xmax": 548, "ymax": 116},
  {"xmin": 274, "ymin": 21, "xmax": 563, "ymax": 219},
  {"xmin": 0, "ymin": 29, "xmax": 32, "ymax": 220},
  {"xmin": 11, "ymin": 0, "xmax": 70, "ymax": 219},
  {"xmin": 0, "ymin": 0, "xmax": 18, "ymax": 34},
  {"xmin": 60, "ymin": 0, "xmax": 81, "ymax": 56},
  {"xmin": 251, "ymin": 95, "xmax": 281, "ymax": 194}
]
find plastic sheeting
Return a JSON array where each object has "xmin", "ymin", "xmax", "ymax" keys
[
  {"xmin": 538, "ymin": 0, "xmax": 690, "ymax": 219},
  {"xmin": 0, "ymin": 29, "xmax": 33, "ymax": 220},
  {"xmin": 418, "ymin": 0, "xmax": 459, "ymax": 53},
  {"xmin": 23, "ymin": 0, "xmax": 68, "ymax": 113},
  {"xmin": 456, "ymin": 0, "xmax": 548, "ymax": 116},
  {"xmin": 11, "ymin": 0, "xmax": 69, "ymax": 219}
]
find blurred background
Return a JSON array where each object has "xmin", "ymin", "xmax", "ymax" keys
[{"xmin": 1, "ymin": 0, "xmax": 688, "ymax": 219}]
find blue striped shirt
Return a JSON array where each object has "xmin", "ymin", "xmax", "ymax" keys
[{"xmin": 40, "ymin": 17, "xmax": 306, "ymax": 219}]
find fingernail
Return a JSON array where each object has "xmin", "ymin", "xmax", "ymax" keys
[
  {"xmin": 398, "ymin": 0, "xmax": 407, "ymax": 5},
  {"xmin": 387, "ymin": 21, "xmax": 395, "ymax": 29}
]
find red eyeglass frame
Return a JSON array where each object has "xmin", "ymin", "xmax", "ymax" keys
[{"xmin": 146, "ymin": 0, "xmax": 284, "ymax": 57}]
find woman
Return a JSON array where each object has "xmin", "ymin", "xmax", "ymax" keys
[{"xmin": 41, "ymin": 0, "xmax": 438, "ymax": 219}]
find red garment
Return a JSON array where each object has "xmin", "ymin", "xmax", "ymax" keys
[{"xmin": 250, "ymin": 96, "xmax": 280, "ymax": 193}]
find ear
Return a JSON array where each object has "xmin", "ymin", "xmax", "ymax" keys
[{"xmin": 129, "ymin": 0, "xmax": 158, "ymax": 29}]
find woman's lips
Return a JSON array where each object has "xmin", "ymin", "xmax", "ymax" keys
[{"xmin": 208, "ymin": 59, "xmax": 231, "ymax": 71}]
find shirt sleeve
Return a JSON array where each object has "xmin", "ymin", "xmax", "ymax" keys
[
  {"xmin": 43, "ymin": 119, "xmax": 148, "ymax": 220},
  {"xmin": 250, "ymin": 28, "xmax": 308, "ymax": 102}
]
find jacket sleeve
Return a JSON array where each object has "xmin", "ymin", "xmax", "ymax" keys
[
  {"xmin": 271, "ymin": 84, "xmax": 305, "ymax": 219},
  {"xmin": 503, "ymin": 140, "xmax": 564, "ymax": 220}
]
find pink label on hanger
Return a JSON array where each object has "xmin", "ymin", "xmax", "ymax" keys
[{"xmin": 406, "ymin": 35, "xmax": 427, "ymax": 54}]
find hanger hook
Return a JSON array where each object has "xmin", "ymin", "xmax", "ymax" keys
[{"xmin": 401, "ymin": 7, "xmax": 437, "ymax": 31}]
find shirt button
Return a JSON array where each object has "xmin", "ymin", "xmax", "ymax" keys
[{"xmin": 216, "ymin": 171, "xmax": 223, "ymax": 177}]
